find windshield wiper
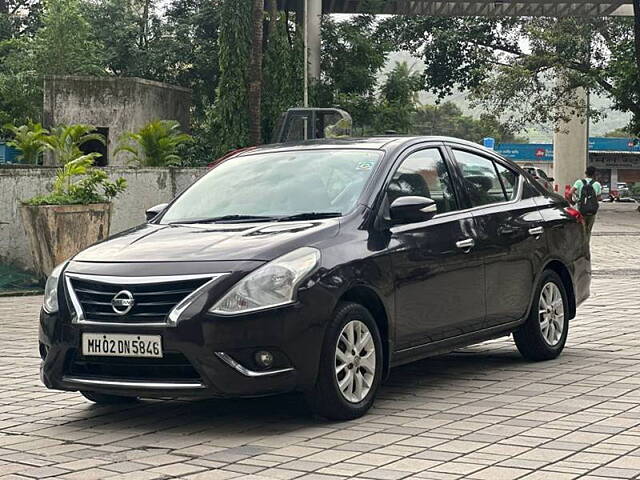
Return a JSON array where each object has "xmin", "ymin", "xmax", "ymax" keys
[
  {"xmin": 169, "ymin": 215, "xmax": 277, "ymax": 225},
  {"xmin": 277, "ymin": 212, "xmax": 342, "ymax": 222}
]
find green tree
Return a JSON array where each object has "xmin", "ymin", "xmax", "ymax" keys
[
  {"xmin": 115, "ymin": 120, "xmax": 192, "ymax": 167},
  {"xmin": 0, "ymin": 0, "xmax": 42, "ymax": 42},
  {"xmin": 0, "ymin": 0, "xmax": 103, "ymax": 126},
  {"xmin": 261, "ymin": 10, "xmax": 303, "ymax": 142},
  {"xmin": 0, "ymin": 45, "xmax": 41, "ymax": 126},
  {"xmin": 209, "ymin": 0, "xmax": 251, "ymax": 156},
  {"xmin": 382, "ymin": 16, "xmax": 640, "ymax": 135},
  {"xmin": 85, "ymin": 0, "xmax": 146, "ymax": 76},
  {"xmin": 412, "ymin": 102, "xmax": 527, "ymax": 143},
  {"xmin": 86, "ymin": 0, "xmax": 221, "ymax": 125},
  {"xmin": 374, "ymin": 61, "xmax": 422, "ymax": 134},
  {"xmin": 32, "ymin": 0, "xmax": 104, "ymax": 76},
  {"xmin": 161, "ymin": 0, "xmax": 220, "ymax": 121},
  {"xmin": 316, "ymin": 15, "xmax": 392, "ymax": 130}
]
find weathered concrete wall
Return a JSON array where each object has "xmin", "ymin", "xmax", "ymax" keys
[
  {"xmin": 43, "ymin": 76, "xmax": 192, "ymax": 166},
  {"xmin": 0, "ymin": 166, "xmax": 207, "ymax": 271}
]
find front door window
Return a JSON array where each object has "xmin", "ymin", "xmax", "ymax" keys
[{"xmin": 387, "ymin": 148, "xmax": 458, "ymax": 214}]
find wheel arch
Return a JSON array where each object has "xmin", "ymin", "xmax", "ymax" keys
[
  {"xmin": 339, "ymin": 285, "xmax": 392, "ymax": 380},
  {"xmin": 541, "ymin": 260, "xmax": 577, "ymax": 320}
]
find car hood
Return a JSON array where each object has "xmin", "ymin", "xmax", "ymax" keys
[{"xmin": 73, "ymin": 220, "xmax": 340, "ymax": 263}]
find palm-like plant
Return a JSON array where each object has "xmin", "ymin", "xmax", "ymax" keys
[
  {"xmin": 52, "ymin": 154, "xmax": 102, "ymax": 195},
  {"xmin": 115, "ymin": 120, "xmax": 192, "ymax": 167},
  {"xmin": 4, "ymin": 122, "xmax": 51, "ymax": 164},
  {"xmin": 45, "ymin": 124, "xmax": 106, "ymax": 165}
]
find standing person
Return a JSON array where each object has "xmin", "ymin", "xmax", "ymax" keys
[{"xmin": 570, "ymin": 166, "xmax": 602, "ymax": 243}]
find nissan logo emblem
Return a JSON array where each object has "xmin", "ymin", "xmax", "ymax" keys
[{"xmin": 111, "ymin": 290, "xmax": 135, "ymax": 315}]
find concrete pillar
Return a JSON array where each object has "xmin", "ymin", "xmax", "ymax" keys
[
  {"xmin": 610, "ymin": 167, "xmax": 618, "ymax": 187},
  {"xmin": 553, "ymin": 87, "xmax": 589, "ymax": 194},
  {"xmin": 306, "ymin": 0, "xmax": 321, "ymax": 82}
]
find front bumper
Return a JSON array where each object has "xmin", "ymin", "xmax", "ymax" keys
[{"xmin": 39, "ymin": 294, "xmax": 333, "ymax": 399}]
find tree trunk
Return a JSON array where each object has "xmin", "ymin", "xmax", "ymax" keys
[
  {"xmin": 268, "ymin": 0, "xmax": 277, "ymax": 39},
  {"xmin": 139, "ymin": 0, "xmax": 151, "ymax": 48},
  {"xmin": 248, "ymin": 0, "xmax": 264, "ymax": 146},
  {"xmin": 634, "ymin": 0, "xmax": 640, "ymax": 79}
]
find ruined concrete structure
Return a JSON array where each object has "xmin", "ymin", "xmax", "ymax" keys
[{"xmin": 43, "ymin": 76, "xmax": 191, "ymax": 166}]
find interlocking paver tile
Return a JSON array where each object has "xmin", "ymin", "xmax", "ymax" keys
[
  {"xmin": 1, "ymin": 205, "xmax": 640, "ymax": 478},
  {"xmin": 469, "ymin": 465, "xmax": 531, "ymax": 479}
]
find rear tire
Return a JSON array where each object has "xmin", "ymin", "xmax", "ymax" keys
[
  {"xmin": 306, "ymin": 302, "xmax": 383, "ymax": 420},
  {"xmin": 81, "ymin": 391, "xmax": 138, "ymax": 404},
  {"xmin": 513, "ymin": 270, "xmax": 569, "ymax": 361}
]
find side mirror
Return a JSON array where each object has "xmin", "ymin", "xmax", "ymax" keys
[
  {"xmin": 547, "ymin": 177, "xmax": 555, "ymax": 182},
  {"xmin": 389, "ymin": 196, "xmax": 437, "ymax": 224},
  {"xmin": 145, "ymin": 203, "xmax": 168, "ymax": 221}
]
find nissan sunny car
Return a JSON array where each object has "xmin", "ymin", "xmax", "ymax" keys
[{"xmin": 39, "ymin": 137, "xmax": 591, "ymax": 419}]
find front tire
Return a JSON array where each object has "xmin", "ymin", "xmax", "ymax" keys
[
  {"xmin": 306, "ymin": 302, "xmax": 383, "ymax": 420},
  {"xmin": 81, "ymin": 391, "xmax": 138, "ymax": 404},
  {"xmin": 513, "ymin": 270, "xmax": 569, "ymax": 361}
]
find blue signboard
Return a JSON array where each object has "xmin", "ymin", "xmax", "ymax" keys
[
  {"xmin": 496, "ymin": 137, "xmax": 640, "ymax": 162},
  {"xmin": 496, "ymin": 143, "xmax": 554, "ymax": 162},
  {"xmin": 589, "ymin": 137, "xmax": 640, "ymax": 152},
  {"xmin": 482, "ymin": 137, "xmax": 495, "ymax": 150}
]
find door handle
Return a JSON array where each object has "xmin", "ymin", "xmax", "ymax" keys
[
  {"xmin": 528, "ymin": 226, "xmax": 544, "ymax": 236},
  {"xmin": 456, "ymin": 238, "xmax": 475, "ymax": 252},
  {"xmin": 498, "ymin": 225, "xmax": 519, "ymax": 236}
]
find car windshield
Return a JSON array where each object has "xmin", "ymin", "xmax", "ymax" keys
[{"xmin": 160, "ymin": 149, "xmax": 382, "ymax": 224}]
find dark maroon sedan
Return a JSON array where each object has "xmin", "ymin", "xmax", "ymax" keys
[{"xmin": 39, "ymin": 137, "xmax": 590, "ymax": 419}]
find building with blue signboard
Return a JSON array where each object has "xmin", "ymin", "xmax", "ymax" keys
[{"xmin": 497, "ymin": 137, "xmax": 640, "ymax": 187}]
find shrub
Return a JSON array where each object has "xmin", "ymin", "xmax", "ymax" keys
[
  {"xmin": 116, "ymin": 120, "xmax": 192, "ymax": 167},
  {"xmin": 45, "ymin": 124, "xmax": 105, "ymax": 165},
  {"xmin": 19, "ymin": 123, "xmax": 127, "ymax": 205},
  {"xmin": 24, "ymin": 156, "xmax": 127, "ymax": 205},
  {"xmin": 4, "ymin": 122, "xmax": 51, "ymax": 164}
]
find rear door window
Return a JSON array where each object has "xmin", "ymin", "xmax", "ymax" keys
[{"xmin": 452, "ymin": 150, "xmax": 507, "ymax": 206}]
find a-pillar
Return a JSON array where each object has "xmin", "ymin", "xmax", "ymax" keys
[
  {"xmin": 306, "ymin": 0, "xmax": 322, "ymax": 83},
  {"xmin": 553, "ymin": 87, "xmax": 589, "ymax": 194}
]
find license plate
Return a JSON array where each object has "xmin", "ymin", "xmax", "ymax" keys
[{"xmin": 82, "ymin": 333, "xmax": 163, "ymax": 358}]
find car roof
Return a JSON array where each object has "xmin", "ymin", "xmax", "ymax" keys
[{"xmin": 237, "ymin": 136, "xmax": 493, "ymax": 156}]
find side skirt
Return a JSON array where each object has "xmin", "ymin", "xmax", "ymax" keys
[{"xmin": 390, "ymin": 319, "xmax": 525, "ymax": 368}]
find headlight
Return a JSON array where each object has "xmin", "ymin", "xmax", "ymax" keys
[
  {"xmin": 43, "ymin": 262, "xmax": 66, "ymax": 314},
  {"xmin": 210, "ymin": 247, "xmax": 320, "ymax": 315}
]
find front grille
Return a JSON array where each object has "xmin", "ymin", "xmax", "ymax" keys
[
  {"xmin": 67, "ymin": 349, "xmax": 201, "ymax": 380},
  {"xmin": 69, "ymin": 276, "xmax": 211, "ymax": 323}
]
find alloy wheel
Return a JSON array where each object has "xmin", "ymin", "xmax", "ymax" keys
[
  {"xmin": 335, "ymin": 320, "xmax": 376, "ymax": 403},
  {"xmin": 538, "ymin": 282, "xmax": 564, "ymax": 346}
]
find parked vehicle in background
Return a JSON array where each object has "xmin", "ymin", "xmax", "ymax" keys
[
  {"xmin": 523, "ymin": 166, "xmax": 554, "ymax": 191},
  {"xmin": 208, "ymin": 108, "xmax": 353, "ymax": 168},
  {"xmin": 617, "ymin": 183, "xmax": 631, "ymax": 200},
  {"xmin": 603, "ymin": 183, "xmax": 633, "ymax": 202},
  {"xmin": 38, "ymin": 136, "xmax": 591, "ymax": 420}
]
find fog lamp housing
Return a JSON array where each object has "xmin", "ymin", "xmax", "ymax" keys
[{"xmin": 255, "ymin": 350, "xmax": 274, "ymax": 368}]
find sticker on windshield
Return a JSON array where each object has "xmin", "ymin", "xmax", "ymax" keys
[{"xmin": 356, "ymin": 161, "xmax": 374, "ymax": 171}]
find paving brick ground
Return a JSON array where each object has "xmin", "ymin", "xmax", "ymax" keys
[{"xmin": 0, "ymin": 203, "xmax": 639, "ymax": 479}]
